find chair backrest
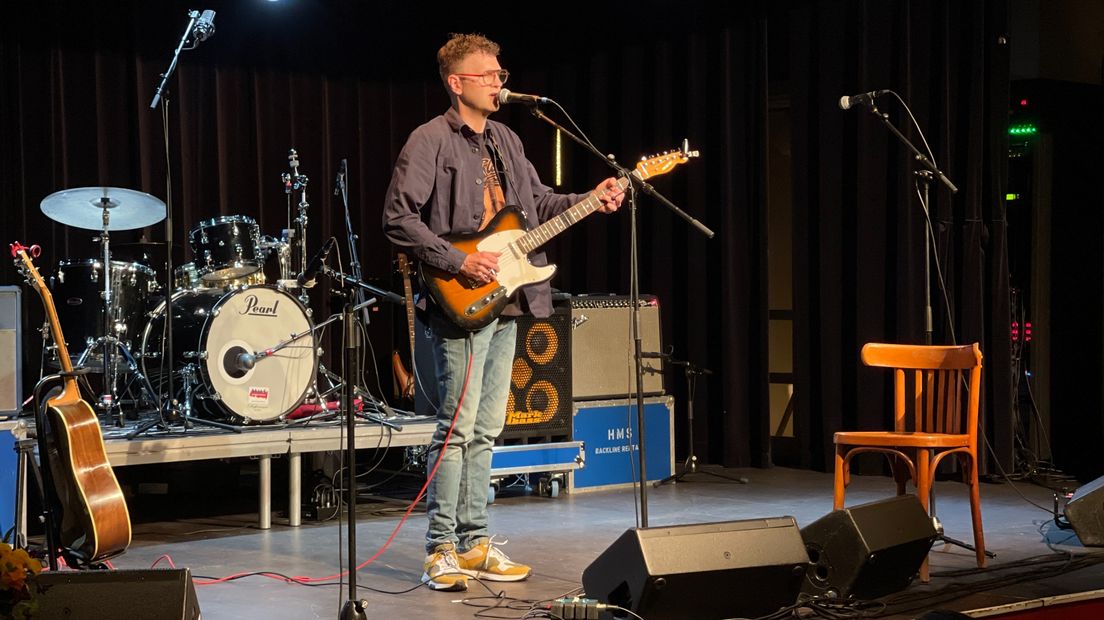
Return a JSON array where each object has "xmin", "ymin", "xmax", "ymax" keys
[{"xmin": 860, "ymin": 343, "xmax": 983, "ymax": 442}]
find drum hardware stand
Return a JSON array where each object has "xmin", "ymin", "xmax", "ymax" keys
[
  {"xmin": 86, "ymin": 202, "xmax": 161, "ymax": 426},
  {"xmin": 285, "ymin": 149, "xmax": 312, "ymax": 306},
  {"xmin": 126, "ymin": 362, "xmax": 241, "ymax": 439},
  {"xmin": 652, "ymin": 352, "xmax": 748, "ymax": 487}
]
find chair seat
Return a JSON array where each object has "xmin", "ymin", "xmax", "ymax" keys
[{"xmin": 834, "ymin": 431, "xmax": 970, "ymax": 448}]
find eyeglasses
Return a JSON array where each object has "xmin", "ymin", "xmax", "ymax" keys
[{"xmin": 453, "ymin": 69, "xmax": 510, "ymax": 86}]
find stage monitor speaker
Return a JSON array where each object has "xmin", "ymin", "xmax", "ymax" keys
[
  {"xmin": 800, "ymin": 495, "xmax": 936, "ymax": 600},
  {"xmin": 36, "ymin": 568, "xmax": 200, "ymax": 619},
  {"xmin": 582, "ymin": 518, "xmax": 810, "ymax": 620},
  {"xmin": 1064, "ymin": 475, "xmax": 1104, "ymax": 546},
  {"xmin": 0, "ymin": 286, "xmax": 21, "ymax": 417},
  {"xmin": 570, "ymin": 296, "xmax": 663, "ymax": 400}
]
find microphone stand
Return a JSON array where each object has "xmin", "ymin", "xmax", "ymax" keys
[
  {"xmin": 308, "ymin": 269, "xmax": 399, "ymax": 620},
  {"xmin": 861, "ymin": 99, "xmax": 957, "ymax": 345},
  {"xmin": 652, "ymin": 353, "xmax": 747, "ymax": 486},
  {"xmin": 140, "ymin": 9, "xmax": 205, "ymax": 435},
  {"xmin": 337, "ymin": 284, "xmax": 368, "ymax": 620},
  {"xmin": 526, "ymin": 104, "xmax": 714, "ymax": 528},
  {"xmin": 860, "ymin": 98, "xmax": 989, "ymax": 560}
]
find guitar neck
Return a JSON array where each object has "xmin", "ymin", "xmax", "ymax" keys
[
  {"xmin": 15, "ymin": 249, "xmax": 79, "ymax": 389},
  {"xmin": 511, "ymin": 172, "xmax": 636, "ymax": 255}
]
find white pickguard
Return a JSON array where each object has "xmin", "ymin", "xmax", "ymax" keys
[{"xmin": 477, "ymin": 229, "xmax": 557, "ymax": 295}]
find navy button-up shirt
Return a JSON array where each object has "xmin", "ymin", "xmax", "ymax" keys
[{"xmin": 382, "ymin": 107, "xmax": 585, "ymax": 319}]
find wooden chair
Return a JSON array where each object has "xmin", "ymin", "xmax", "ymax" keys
[{"xmin": 833, "ymin": 343, "xmax": 986, "ymax": 582}]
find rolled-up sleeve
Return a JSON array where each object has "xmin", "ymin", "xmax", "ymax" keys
[{"xmin": 382, "ymin": 128, "xmax": 467, "ymax": 274}]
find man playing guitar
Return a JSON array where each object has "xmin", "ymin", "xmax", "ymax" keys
[{"xmin": 382, "ymin": 33, "xmax": 622, "ymax": 591}]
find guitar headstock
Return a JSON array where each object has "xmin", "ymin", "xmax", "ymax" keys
[
  {"xmin": 634, "ymin": 139, "xmax": 701, "ymax": 180},
  {"xmin": 9, "ymin": 242, "xmax": 45, "ymax": 289}
]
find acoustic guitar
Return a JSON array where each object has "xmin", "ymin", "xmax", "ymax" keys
[
  {"xmin": 421, "ymin": 145, "xmax": 698, "ymax": 330},
  {"xmin": 11, "ymin": 242, "xmax": 131, "ymax": 565}
]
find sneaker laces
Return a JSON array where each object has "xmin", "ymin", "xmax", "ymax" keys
[
  {"xmin": 481, "ymin": 535, "xmax": 515, "ymax": 567},
  {"xmin": 431, "ymin": 546, "xmax": 462, "ymax": 575}
]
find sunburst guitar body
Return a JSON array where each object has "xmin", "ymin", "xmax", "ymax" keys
[{"xmin": 421, "ymin": 145, "xmax": 698, "ymax": 330}]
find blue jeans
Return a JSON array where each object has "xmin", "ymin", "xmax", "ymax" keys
[{"xmin": 424, "ymin": 313, "xmax": 517, "ymax": 553}]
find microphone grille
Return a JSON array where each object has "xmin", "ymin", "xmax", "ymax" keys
[
  {"xmin": 838, "ymin": 95, "xmax": 852, "ymax": 110},
  {"xmin": 497, "ymin": 89, "xmax": 512, "ymax": 105}
]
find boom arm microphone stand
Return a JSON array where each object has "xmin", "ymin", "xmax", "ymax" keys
[
  {"xmin": 139, "ymin": 10, "xmax": 215, "ymax": 436},
  {"xmin": 858, "ymin": 95, "xmax": 957, "ymax": 345},
  {"xmin": 855, "ymin": 93, "xmax": 991, "ymax": 560},
  {"xmin": 526, "ymin": 104, "xmax": 713, "ymax": 528}
]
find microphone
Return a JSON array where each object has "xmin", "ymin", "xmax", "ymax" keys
[
  {"xmin": 334, "ymin": 158, "xmax": 347, "ymax": 196},
  {"xmin": 236, "ymin": 352, "xmax": 256, "ymax": 372},
  {"xmin": 193, "ymin": 10, "xmax": 216, "ymax": 42},
  {"xmin": 838, "ymin": 89, "xmax": 890, "ymax": 110},
  {"xmin": 498, "ymin": 89, "xmax": 549, "ymax": 106},
  {"xmin": 297, "ymin": 237, "xmax": 337, "ymax": 287}
]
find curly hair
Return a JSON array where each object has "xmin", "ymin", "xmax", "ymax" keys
[{"xmin": 437, "ymin": 33, "xmax": 501, "ymax": 84}]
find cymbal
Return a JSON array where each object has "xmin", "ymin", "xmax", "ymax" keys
[{"xmin": 41, "ymin": 187, "xmax": 167, "ymax": 231}]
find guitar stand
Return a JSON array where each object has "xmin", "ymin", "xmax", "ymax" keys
[{"xmin": 654, "ymin": 358, "xmax": 748, "ymax": 487}]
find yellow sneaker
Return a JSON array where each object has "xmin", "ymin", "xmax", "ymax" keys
[
  {"xmin": 457, "ymin": 538, "xmax": 531, "ymax": 582},
  {"xmin": 422, "ymin": 543, "xmax": 469, "ymax": 591}
]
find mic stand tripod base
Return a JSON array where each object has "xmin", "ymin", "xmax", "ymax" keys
[
  {"xmin": 340, "ymin": 599, "xmax": 368, "ymax": 620},
  {"xmin": 935, "ymin": 533, "xmax": 996, "ymax": 558},
  {"xmin": 653, "ymin": 455, "xmax": 748, "ymax": 487}
]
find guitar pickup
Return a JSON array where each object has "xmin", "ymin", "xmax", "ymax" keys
[{"xmin": 465, "ymin": 287, "xmax": 507, "ymax": 316}]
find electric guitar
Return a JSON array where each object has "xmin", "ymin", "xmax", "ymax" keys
[
  {"xmin": 11, "ymin": 242, "xmax": 132, "ymax": 565},
  {"xmin": 391, "ymin": 253, "xmax": 416, "ymax": 400},
  {"xmin": 422, "ymin": 145, "xmax": 699, "ymax": 330}
]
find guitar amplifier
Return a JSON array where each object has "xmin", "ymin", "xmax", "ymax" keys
[
  {"xmin": 0, "ymin": 287, "xmax": 21, "ymax": 417},
  {"xmin": 570, "ymin": 295, "xmax": 664, "ymax": 400}
]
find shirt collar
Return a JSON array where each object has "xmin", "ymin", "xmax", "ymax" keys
[{"xmin": 445, "ymin": 107, "xmax": 488, "ymax": 141}]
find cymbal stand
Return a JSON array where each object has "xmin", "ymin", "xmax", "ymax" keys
[
  {"xmin": 654, "ymin": 353, "xmax": 747, "ymax": 487},
  {"xmin": 84, "ymin": 201, "xmax": 159, "ymax": 426}
]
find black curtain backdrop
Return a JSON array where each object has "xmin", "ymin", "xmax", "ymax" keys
[
  {"xmin": 788, "ymin": 0, "xmax": 1013, "ymax": 473},
  {"xmin": 0, "ymin": 1, "xmax": 771, "ymax": 466},
  {"xmin": 0, "ymin": 0, "xmax": 1011, "ymax": 474}
]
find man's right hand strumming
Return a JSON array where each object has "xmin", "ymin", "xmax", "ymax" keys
[{"xmin": 460, "ymin": 251, "xmax": 500, "ymax": 284}]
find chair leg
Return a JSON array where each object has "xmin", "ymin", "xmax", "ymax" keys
[
  {"xmin": 916, "ymin": 449, "xmax": 932, "ymax": 583},
  {"xmin": 965, "ymin": 454, "xmax": 987, "ymax": 569},
  {"xmin": 891, "ymin": 455, "xmax": 909, "ymax": 496},
  {"xmin": 834, "ymin": 445, "xmax": 847, "ymax": 510}
]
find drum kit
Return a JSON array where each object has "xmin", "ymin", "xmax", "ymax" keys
[{"xmin": 39, "ymin": 184, "xmax": 323, "ymax": 430}]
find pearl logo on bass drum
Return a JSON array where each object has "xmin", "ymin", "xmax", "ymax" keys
[{"xmin": 240, "ymin": 294, "xmax": 280, "ymax": 317}]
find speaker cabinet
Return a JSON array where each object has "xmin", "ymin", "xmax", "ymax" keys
[
  {"xmin": 800, "ymin": 495, "xmax": 936, "ymax": 599},
  {"xmin": 570, "ymin": 296, "xmax": 663, "ymax": 400},
  {"xmin": 582, "ymin": 518, "xmax": 810, "ymax": 620},
  {"xmin": 0, "ymin": 287, "xmax": 21, "ymax": 416},
  {"xmin": 1065, "ymin": 475, "xmax": 1104, "ymax": 546},
  {"xmin": 36, "ymin": 568, "xmax": 200, "ymax": 619},
  {"xmin": 414, "ymin": 307, "xmax": 573, "ymax": 438},
  {"xmin": 503, "ymin": 308, "xmax": 572, "ymax": 438}
]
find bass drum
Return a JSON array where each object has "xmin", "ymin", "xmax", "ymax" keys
[{"xmin": 142, "ymin": 286, "xmax": 317, "ymax": 423}]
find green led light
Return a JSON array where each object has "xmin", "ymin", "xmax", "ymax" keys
[
  {"xmin": 1009, "ymin": 124, "xmax": 1037, "ymax": 135},
  {"xmin": 1006, "ymin": 193, "xmax": 1020, "ymax": 201}
]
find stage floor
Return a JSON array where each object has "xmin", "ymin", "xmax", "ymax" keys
[{"xmin": 109, "ymin": 465, "xmax": 1104, "ymax": 619}]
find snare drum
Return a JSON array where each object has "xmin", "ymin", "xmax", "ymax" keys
[
  {"xmin": 52, "ymin": 259, "xmax": 159, "ymax": 365},
  {"xmin": 175, "ymin": 261, "xmax": 266, "ymax": 291},
  {"xmin": 141, "ymin": 286, "xmax": 316, "ymax": 424},
  {"xmin": 188, "ymin": 215, "xmax": 262, "ymax": 283}
]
